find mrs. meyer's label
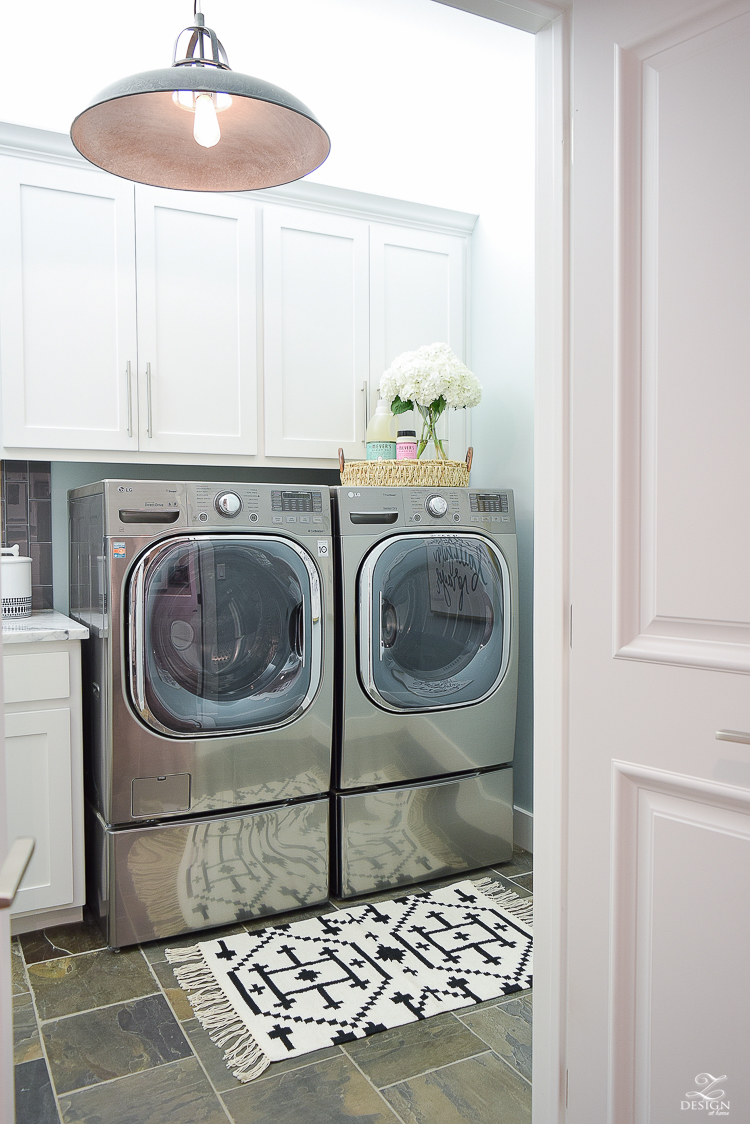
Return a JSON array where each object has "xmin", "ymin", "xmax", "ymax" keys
[
  {"xmin": 428, "ymin": 538, "xmax": 490, "ymax": 618},
  {"xmin": 366, "ymin": 441, "xmax": 397, "ymax": 461}
]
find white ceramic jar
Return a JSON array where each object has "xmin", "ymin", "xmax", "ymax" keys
[{"xmin": 2, "ymin": 545, "xmax": 33, "ymax": 618}]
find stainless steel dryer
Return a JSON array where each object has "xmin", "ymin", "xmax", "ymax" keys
[
  {"xmin": 332, "ymin": 486, "xmax": 518, "ymax": 898},
  {"xmin": 69, "ymin": 480, "xmax": 333, "ymax": 947}
]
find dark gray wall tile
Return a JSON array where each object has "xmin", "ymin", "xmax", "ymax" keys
[
  {"xmin": 31, "ymin": 541, "xmax": 53, "ymax": 586},
  {"xmin": 30, "ymin": 498, "xmax": 52, "ymax": 542},
  {"xmin": 58, "ymin": 1056, "xmax": 226, "ymax": 1124}
]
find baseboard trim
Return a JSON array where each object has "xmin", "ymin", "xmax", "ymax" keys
[
  {"xmin": 513, "ymin": 805, "xmax": 533, "ymax": 853},
  {"xmin": 11, "ymin": 905, "xmax": 83, "ymax": 936}
]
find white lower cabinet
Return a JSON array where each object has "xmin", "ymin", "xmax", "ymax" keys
[{"xmin": 3, "ymin": 642, "xmax": 85, "ymax": 927}]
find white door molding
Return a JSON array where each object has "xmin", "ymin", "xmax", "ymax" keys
[
  {"xmin": 614, "ymin": 7, "xmax": 750, "ymax": 674},
  {"xmin": 531, "ymin": 10, "xmax": 571, "ymax": 1124}
]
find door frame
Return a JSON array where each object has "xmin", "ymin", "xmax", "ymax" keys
[{"xmin": 432, "ymin": 2, "xmax": 571, "ymax": 1121}]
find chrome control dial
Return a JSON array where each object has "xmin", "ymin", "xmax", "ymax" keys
[
  {"xmin": 425, "ymin": 494, "xmax": 448, "ymax": 518},
  {"xmin": 214, "ymin": 491, "xmax": 242, "ymax": 518}
]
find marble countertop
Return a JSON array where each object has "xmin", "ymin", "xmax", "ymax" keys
[{"xmin": 2, "ymin": 610, "xmax": 89, "ymax": 645}]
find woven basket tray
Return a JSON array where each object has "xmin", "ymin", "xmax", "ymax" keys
[{"xmin": 339, "ymin": 447, "xmax": 472, "ymax": 488}]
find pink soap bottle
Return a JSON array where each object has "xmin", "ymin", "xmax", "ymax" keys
[{"xmin": 396, "ymin": 429, "xmax": 418, "ymax": 460}]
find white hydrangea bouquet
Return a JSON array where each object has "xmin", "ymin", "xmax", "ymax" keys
[{"xmin": 379, "ymin": 342, "xmax": 482, "ymax": 460}]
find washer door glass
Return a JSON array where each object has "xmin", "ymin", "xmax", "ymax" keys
[
  {"xmin": 130, "ymin": 536, "xmax": 320, "ymax": 735},
  {"xmin": 361, "ymin": 533, "xmax": 510, "ymax": 711}
]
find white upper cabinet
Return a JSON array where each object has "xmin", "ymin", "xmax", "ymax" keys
[
  {"xmin": 134, "ymin": 187, "xmax": 257, "ymax": 456},
  {"xmin": 369, "ymin": 222, "xmax": 466, "ymax": 373},
  {"xmin": 369, "ymin": 222, "xmax": 468, "ymax": 459},
  {"xmin": 0, "ymin": 157, "xmax": 138, "ymax": 451},
  {"xmin": 262, "ymin": 205, "xmax": 369, "ymax": 460}
]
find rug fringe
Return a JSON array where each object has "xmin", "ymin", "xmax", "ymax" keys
[
  {"xmin": 472, "ymin": 878, "xmax": 534, "ymax": 927},
  {"xmin": 165, "ymin": 947, "xmax": 270, "ymax": 1082}
]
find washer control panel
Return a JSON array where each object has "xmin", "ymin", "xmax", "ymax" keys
[
  {"xmin": 425, "ymin": 494, "xmax": 448, "ymax": 518},
  {"xmin": 189, "ymin": 484, "xmax": 330, "ymax": 534},
  {"xmin": 215, "ymin": 491, "xmax": 242, "ymax": 518}
]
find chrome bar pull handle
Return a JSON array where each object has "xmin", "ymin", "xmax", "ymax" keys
[
  {"xmin": 716, "ymin": 730, "xmax": 750, "ymax": 745},
  {"xmin": 146, "ymin": 363, "xmax": 153, "ymax": 438},
  {"xmin": 362, "ymin": 381, "xmax": 369, "ymax": 447},
  {"xmin": 126, "ymin": 361, "xmax": 133, "ymax": 437},
  {"xmin": 0, "ymin": 838, "xmax": 35, "ymax": 908}
]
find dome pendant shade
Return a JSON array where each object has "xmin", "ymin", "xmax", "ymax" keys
[{"xmin": 70, "ymin": 9, "xmax": 330, "ymax": 192}]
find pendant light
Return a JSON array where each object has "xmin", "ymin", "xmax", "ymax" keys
[{"xmin": 70, "ymin": 2, "xmax": 330, "ymax": 192}]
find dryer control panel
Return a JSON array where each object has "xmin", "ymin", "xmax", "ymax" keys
[{"xmin": 334, "ymin": 487, "xmax": 515, "ymax": 534}]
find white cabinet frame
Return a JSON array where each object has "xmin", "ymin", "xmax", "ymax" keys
[
  {"xmin": 263, "ymin": 204, "xmax": 370, "ymax": 461},
  {"xmin": 0, "ymin": 157, "xmax": 138, "ymax": 451},
  {"xmin": 134, "ymin": 187, "xmax": 258, "ymax": 456},
  {"xmin": 5, "ymin": 707, "xmax": 73, "ymax": 915}
]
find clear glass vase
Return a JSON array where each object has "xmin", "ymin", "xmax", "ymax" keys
[{"xmin": 416, "ymin": 406, "xmax": 448, "ymax": 460}]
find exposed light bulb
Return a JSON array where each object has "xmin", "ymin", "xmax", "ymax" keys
[{"xmin": 193, "ymin": 93, "xmax": 221, "ymax": 148}]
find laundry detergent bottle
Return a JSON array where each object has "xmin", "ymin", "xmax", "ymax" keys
[{"xmin": 366, "ymin": 399, "xmax": 397, "ymax": 460}]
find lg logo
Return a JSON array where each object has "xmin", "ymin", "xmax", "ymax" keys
[{"xmin": 117, "ymin": 487, "xmax": 133, "ymax": 493}]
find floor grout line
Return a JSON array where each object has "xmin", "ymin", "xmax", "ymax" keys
[
  {"xmin": 35, "ymin": 990, "xmax": 162, "ymax": 1026},
  {"xmin": 49, "ymin": 1054, "xmax": 193, "ymax": 1101},
  {"xmin": 374, "ymin": 1047, "xmax": 494, "ymax": 1092},
  {"xmin": 339, "ymin": 1044, "xmax": 411, "ymax": 1124},
  {"xmin": 143, "ymin": 949, "xmax": 235, "ymax": 1123},
  {"xmin": 491, "ymin": 1047, "xmax": 533, "ymax": 1088},
  {"xmin": 16, "ymin": 941, "xmax": 65, "ymax": 1124}
]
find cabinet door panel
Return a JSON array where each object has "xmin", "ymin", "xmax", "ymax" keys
[
  {"xmin": 263, "ymin": 205, "xmax": 369, "ymax": 459},
  {"xmin": 0, "ymin": 157, "xmax": 138, "ymax": 451},
  {"xmin": 135, "ymin": 187, "xmax": 257, "ymax": 455},
  {"xmin": 5, "ymin": 708, "xmax": 73, "ymax": 914},
  {"xmin": 370, "ymin": 223, "xmax": 468, "ymax": 459}
]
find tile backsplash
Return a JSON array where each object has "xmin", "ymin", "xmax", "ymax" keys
[{"xmin": 2, "ymin": 460, "xmax": 53, "ymax": 610}]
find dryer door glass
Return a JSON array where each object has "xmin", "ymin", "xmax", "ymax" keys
[
  {"xmin": 361, "ymin": 533, "xmax": 510, "ymax": 711},
  {"xmin": 129, "ymin": 536, "xmax": 321, "ymax": 735}
]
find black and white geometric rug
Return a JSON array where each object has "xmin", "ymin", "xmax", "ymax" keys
[{"xmin": 166, "ymin": 878, "xmax": 533, "ymax": 1082}]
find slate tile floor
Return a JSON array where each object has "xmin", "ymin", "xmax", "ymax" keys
[{"xmin": 13, "ymin": 847, "xmax": 533, "ymax": 1124}]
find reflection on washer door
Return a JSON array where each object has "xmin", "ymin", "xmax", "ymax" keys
[
  {"xmin": 140, "ymin": 538, "xmax": 313, "ymax": 734},
  {"xmin": 370, "ymin": 536, "xmax": 507, "ymax": 710}
]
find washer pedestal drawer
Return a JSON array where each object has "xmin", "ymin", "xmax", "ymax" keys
[
  {"xmin": 335, "ymin": 767, "xmax": 513, "ymax": 899},
  {"xmin": 88, "ymin": 797, "xmax": 330, "ymax": 948}
]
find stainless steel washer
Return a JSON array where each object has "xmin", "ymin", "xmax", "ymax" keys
[
  {"xmin": 69, "ymin": 480, "xmax": 333, "ymax": 946},
  {"xmin": 332, "ymin": 486, "xmax": 518, "ymax": 898}
]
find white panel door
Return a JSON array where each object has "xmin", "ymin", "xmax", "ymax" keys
[
  {"xmin": 4, "ymin": 708, "xmax": 73, "ymax": 915},
  {"xmin": 0, "ymin": 157, "xmax": 138, "ymax": 452},
  {"xmin": 566, "ymin": 1, "xmax": 750, "ymax": 1121},
  {"xmin": 370, "ymin": 223, "xmax": 468, "ymax": 459},
  {"xmin": 263, "ymin": 205, "xmax": 369, "ymax": 460},
  {"xmin": 135, "ymin": 187, "xmax": 257, "ymax": 455}
]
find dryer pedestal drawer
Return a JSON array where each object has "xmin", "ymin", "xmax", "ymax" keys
[
  {"xmin": 335, "ymin": 767, "xmax": 513, "ymax": 899},
  {"xmin": 89, "ymin": 797, "xmax": 330, "ymax": 948}
]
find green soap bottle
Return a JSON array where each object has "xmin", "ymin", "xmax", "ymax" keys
[{"xmin": 366, "ymin": 399, "xmax": 397, "ymax": 460}]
